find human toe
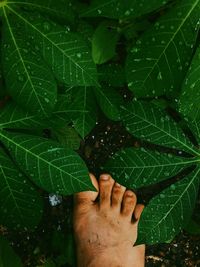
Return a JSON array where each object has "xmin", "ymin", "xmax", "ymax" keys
[
  {"xmin": 99, "ymin": 174, "xmax": 115, "ymax": 208},
  {"xmin": 134, "ymin": 204, "xmax": 145, "ymax": 221},
  {"xmin": 121, "ymin": 190, "xmax": 137, "ymax": 220},
  {"xmin": 111, "ymin": 182, "xmax": 126, "ymax": 212}
]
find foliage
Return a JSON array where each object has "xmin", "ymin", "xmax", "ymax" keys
[
  {"xmin": 0, "ymin": 236, "xmax": 23, "ymax": 267},
  {"xmin": 0, "ymin": 0, "xmax": 200, "ymax": 265}
]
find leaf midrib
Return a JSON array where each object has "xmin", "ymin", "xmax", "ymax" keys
[
  {"xmin": 0, "ymin": 131, "xmax": 90, "ymax": 189},
  {"xmin": 140, "ymin": 0, "xmax": 199, "ymax": 87},
  {"xmin": 3, "ymin": 7, "xmax": 46, "ymax": 115},
  {"xmin": 8, "ymin": 1, "xmax": 65, "ymax": 16},
  {"xmin": 108, "ymin": 157, "xmax": 200, "ymax": 169},
  {"xmin": 122, "ymin": 104, "xmax": 200, "ymax": 156},
  {"xmin": 0, "ymin": 114, "xmax": 37, "ymax": 128},
  {"xmin": 7, "ymin": 5, "xmax": 99, "ymax": 87},
  {"xmin": 0, "ymin": 164, "xmax": 24, "ymax": 221},
  {"xmin": 142, "ymin": 168, "xmax": 200, "ymax": 241},
  {"xmin": 96, "ymin": 86, "xmax": 114, "ymax": 107}
]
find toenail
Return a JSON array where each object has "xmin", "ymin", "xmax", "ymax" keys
[
  {"xmin": 115, "ymin": 182, "xmax": 121, "ymax": 188},
  {"xmin": 126, "ymin": 191, "xmax": 134, "ymax": 197},
  {"xmin": 100, "ymin": 174, "xmax": 110, "ymax": 181}
]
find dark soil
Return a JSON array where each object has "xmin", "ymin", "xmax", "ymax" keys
[{"xmin": 146, "ymin": 231, "xmax": 200, "ymax": 267}]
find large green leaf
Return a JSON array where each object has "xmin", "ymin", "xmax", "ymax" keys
[
  {"xmin": 5, "ymin": 6, "xmax": 98, "ymax": 87},
  {"xmin": 0, "ymin": 131, "xmax": 94, "ymax": 195},
  {"xmin": 94, "ymin": 86, "xmax": 124, "ymax": 121},
  {"xmin": 92, "ymin": 21, "xmax": 119, "ymax": 64},
  {"xmin": 77, "ymin": 20, "xmax": 94, "ymax": 44},
  {"xmin": 7, "ymin": 0, "xmax": 74, "ymax": 20},
  {"xmin": 0, "ymin": 149, "xmax": 43, "ymax": 229},
  {"xmin": 68, "ymin": 87, "xmax": 97, "ymax": 138},
  {"xmin": 0, "ymin": 95, "xmax": 71, "ymax": 130},
  {"xmin": 81, "ymin": 0, "xmax": 170, "ymax": 19},
  {"xmin": 43, "ymin": 94, "xmax": 74, "ymax": 129},
  {"xmin": 126, "ymin": 0, "xmax": 200, "ymax": 97},
  {"xmin": 0, "ymin": 236, "xmax": 22, "ymax": 267},
  {"xmin": 0, "ymin": 102, "xmax": 44, "ymax": 129},
  {"xmin": 2, "ymin": 11, "xmax": 57, "ymax": 116},
  {"xmin": 138, "ymin": 168, "xmax": 200, "ymax": 244},
  {"xmin": 0, "ymin": 67, "xmax": 4, "ymax": 99},
  {"xmin": 121, "ymin": 100, "xmax": 198, "ymax": 155},
  {"xmin": 184, "ymin": 219, "xmax": 200, "ymax": 235},
  {"xmin": 188, "ymin": 120, "xmax": 200, "ymax": 146},
  {"xmin": 105, "ymin": 148, "xmax": 198, "ymax": 188},
  {"xmin": 179, "ymin": 46, "xmax": 200, "ymax": 122}
]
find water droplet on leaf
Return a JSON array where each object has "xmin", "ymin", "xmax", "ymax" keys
[
  {"xmin": 124, "ymin": 10, "xmax": 130, "ymax": 16},
  {"xmin": 170, "ymin": 184, "xmax": 176, "ymax": 190},
  {"xmin": 18, "ymin": 75, "xmax": 24, "ymax": 82},
  {"xmin": 157, "ymin": 72, "xmax": 163, "ymax": 80},
  {"xmin": 43, "ymin": 21, "xmax": 51, "ymax": 33},
  {"xmin": 131, "ymin": 47, "xmax": 139, "ymax": 53}
]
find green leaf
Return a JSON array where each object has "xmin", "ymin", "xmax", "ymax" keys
[
  {"xmin": 0, "ymin": 101, "xmax": 47, "ymax": 129},
  {"xmin": 0, "ymin": 130, "xmax": 94, "ymax": 195},
  {"xmin": 2, "ymin": 11, "xmax": 57, "ymax": 116},
  {"xmin": 0, "ymin": 149, "xmax": 43, "ymax": 230},
  {"xmin": 69, "ymin": 87, "xmax": 97, "ymax": 138},
  {"xmin": 98, "ymin": 63, "xmax": 125, "ymax": 87},
  {"xmin": 42, "ymin": 94, "xmax": 74, "ymax": 129},
  {"xmin": 126, "ymin": 0, "xmax": 200, "ymax": 97},
  {"xmin": 77, "ymin": 20, "xmax": 94, "ymax": 44},
  {"xmin": 51, "ymin": 232, "xmax": 76, "ymax": 266},
  {"xmin": 95, "ymin": 86, "xmax": 124, "ymax": 121},
  {"xmin": 104, "ymin": 147, "xmax": 198, "ymax": 188},
  {"xmin": 121, "ymin": 100, "xmax": 198, "ymax": 155},
  {"xmin": 0, "ymin": 68, "xmax": 5, "ymax": 99},
  {"xmin": 7, "ymin": 0, "xmax": 74, "ymax": 21},
  {"xmin": 187, "ymin": 120, "xmax": 200, "ymax": 146},
  {"xmin": 179, "ymin": 46, "xmax": 200, "ymax": 122},
  {"xmin": 92, "ymin": 21, "xmax": 119, "ymax": 64},
  {"xmin": 81, "ymin": 0, "xmax": 170, "ymax": 19},
  {"xmin": 122, "ymin": 19, "xmax": 151, "ymax": 41},
  {"xmin": 138, "ymin": 168, "xmax": 200, "ymax": 244},
  {"xmin": 0, "ymin": 236, "xmax": 22, "ymax": 267},
  {"xmin": 184, "ymin": 219, "xmax": 200, "ymax": 235},
  {"xmin": 5, "ymin": 7, "xmax": 98, "ymax": 87},
  {"xmin": 63, "ymin": 233, "xmax": 76, "ymax": 266},
  {"xmin": 0, "ymin": 95, "xmax": 72, "ymax": 130},
  {"xmin": 54, "ymin": 233, "xmax": 76, "ymax": 267}
]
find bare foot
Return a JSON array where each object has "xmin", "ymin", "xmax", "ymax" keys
[{"xmin": 73, "ymin": 174, "xmax": 145, "ymax": 267}]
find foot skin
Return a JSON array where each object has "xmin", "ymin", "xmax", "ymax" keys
[{"xmin": 73, "ymin": 174, "xmax": 145, "ymax": 267}]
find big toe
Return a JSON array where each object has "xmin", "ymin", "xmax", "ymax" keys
[{"xmin": 74, "ymin": 173, "xmax": 99, "ymax": 206}]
